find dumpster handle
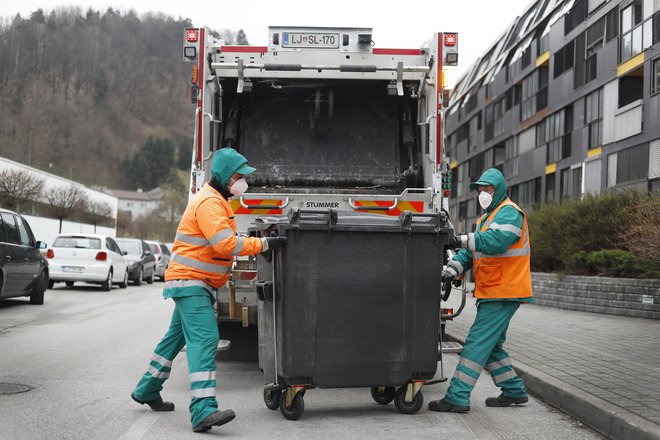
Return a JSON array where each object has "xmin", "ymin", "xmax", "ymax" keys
[
  {"xmin": 272, "ymin": 248, "xmax": 279, "ymax": 386},
  {"xmin": 441, "ymin": 287, "xmax": 467, "ymax": 320},
  {"xmin": 348, "ymin": 197, "xmax": 399, "ymax": 211},
  {"xmin": 240, "ymin": 196, "xmax": 290, "ymax": 211}
]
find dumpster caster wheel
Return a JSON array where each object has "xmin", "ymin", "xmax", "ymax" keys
[
  {"xmin": 394, "ymin": 386, "xmax": 423, "ymax": 414},
  {"xmin": 263, "ymin": 388, "xmax": 281, "ymax": 410},
  {"xmin": 280, "ymin": 392, "xmax": 304, "ymax": 420},
  {"xmin": 371, "ymin": 386, "xmax": 395, "ymax": 405}
]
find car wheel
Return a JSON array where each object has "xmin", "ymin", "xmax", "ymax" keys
[
  {"xmin": 30, "ymin": 272, "xmax": 47, "ymax": 305},
  {"xmin": 65, "ymin": 281, "xmax": 74, "ymax": 287},
  {"xmin": 101, "ymin": 270, "xmax": 112, "ymax": 291},
  {"xmin": 134, "ymin": 267, "xmax": 143, "ymax": 286},
  {"xmin": 147, "ymin": 270, "xmax": 155, "ymax": 284},
  {"xmin": 48, "ymin": 279, "xmax": 55, "ymax": 289},
  {"xmin": 119, "ymin": 270, "xmax": 128, "ymax": 289}
]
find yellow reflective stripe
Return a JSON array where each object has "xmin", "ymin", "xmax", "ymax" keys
[
  {"xmin": 151, "ymin": 353, "xmax": 172, "ymax": 368},
  {"xmin": 175, "ymin": 232, "xmax": 210, "ymax": 247},
  {"xmin": 190, "ymin": 371, "xmax": 216, "ymax": 382},
  {"xmin": 190, "ymin": 387, "xmax": 216, "ymax": 398},
  {"xmin": 485, "ymin": 357, "xmax": 512, "ymax": 372},
  {"xmin": 232, "ymin": 236, "xmax": 245, "ymax": 255},
  {"xmin": 171, "ymin": 253, "xmax": 231, "ymax": 274},
  {"xmin": 454, "ymin": 370, "xmax": 478, "ymax": 387},
  {"xmin": 492, "ymin": 369, "xmax": 518, "ymax": 384},
  {"xmin": 209, "ymin": 228, "xmax": 234, "ymax": 246}
]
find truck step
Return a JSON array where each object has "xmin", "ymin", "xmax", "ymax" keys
[{"xmin": 439, "ymin": 341, "xmax": 463, "ymax": 354}]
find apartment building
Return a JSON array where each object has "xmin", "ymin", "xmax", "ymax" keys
[{"xmin": 445, "ymin": 0, "xmax": 660, "ymax": 233}]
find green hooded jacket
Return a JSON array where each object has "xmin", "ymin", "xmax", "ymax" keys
[{"xmin": 449, "ymin": 168, "xmax": 532, "ymax": 302}]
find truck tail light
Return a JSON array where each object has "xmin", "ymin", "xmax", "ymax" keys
[
  {"xmin": 47, "ymin": 249, "xmax": 54, "ymax": 259},
  {"xmin": 444, "ymin": 33, "xmax": 457, "ymax": 47},
  {"xmin": 186, "ymin": 28, "xmax": 199, "ymax": 43},
  {"xmin": 96, "ymin": 252, "xmax": 108, "ymax": 262}
]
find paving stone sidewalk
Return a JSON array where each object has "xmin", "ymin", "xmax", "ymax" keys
[{"xmin": 444, "ymin": 287, "xmax": 660, "ymax": 440}]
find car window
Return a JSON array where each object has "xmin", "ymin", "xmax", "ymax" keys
[
  {"xmin": 161, "ymin": 244, "xmax": 171, "ymax": 256},
  {"xmin": 1, "ymin": 213, "xmax": 20, "ymax": 245},
  {"xmin": 115, "ymin": 239, "xmax": 141, "ymax": 255},
  {"xmin": 149, "ymin": 243, "xmax": 159, "ymax": 254},
  {"xmin": 142, "ymin": 241, "xmax": 150, "ymax": 253},
  {"xmin": 106, "ymin": 237, "xmax": 121, "ymax": 254},
  {"xmin": 16, "ymin": 216, "xmax": 35, "ymax": 247},
  {"xmin": 0, "ymin": 215, "xmax": 6, "ymax": 242},
  {"xmin": 53, "ymin": 236, "xmax": 101, "ymax": 249}
]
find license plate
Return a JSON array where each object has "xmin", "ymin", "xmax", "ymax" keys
[
  {"xmin": 62, "ymin": 266, "xmax": 84, "ymax": 273},
  {"xmin": 282, "ymin": 32, "xmax": 339, "ymax": 49}
]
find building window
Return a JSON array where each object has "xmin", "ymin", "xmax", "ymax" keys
[
  {"xmin": 521, "ymin": 68, "xmax": 548, "ymax": 121},
  {"xmin": 606, "ymin": 7, "xmax": 620, "ymax": 42},
  {"xmin": 653, "ymin": 57, "xmax": 660, "ymax": 94},
  {"xmin": 546, "ymin": 172, "xmax": 556, "ymax": 203},
  {"xmin": 554, "ymin": 40, "xmax": 575, "ymax": 78},
  {"xmin": 541, "ymin": 107, "xmax": 573, "ymax": 164},
  {"xmin": 467, "ymin": 198, "xmax": 477, "ymax": 218},
  {"xmin": 620, "ymin": 0, "xmax": 644, "ymax": 62},
  {"xmin": 617, "ymin": 144, "xmax": 650, "ymax": 184},
  {"xmin": 572, "ymin": 166, "xmax": 583, "ymax": 199},
  {"xmin": 504, "ymin": 137, "xmax": 518, "ymax": 177},
  {"xmin": 518, "ymin": 178, "xmax": 542, "ymax": 207},
  {"xmin": 560, "ymin": 168, "xmax": 571, "ymax": 202},
  {"xmin": 619, "ymin": 72, "xmax": 644, "ymax": 107},
  {"xmin": 459, "ymin": 201, "xmax": 467, "ymax": 219},
  {"xmin": 565, "ymin": 0, "xmax": 589, "ymax": 35},
  {"xmin": 585, "ymin": 88, "xmax": 603, "ymax": 149}
]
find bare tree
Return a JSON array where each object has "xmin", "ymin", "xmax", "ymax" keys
[
  {"xmin": 0, "ymin": 168, "xmax": 45, "ymax": 210},
  {"xmin": 81, "ymin": 199, "xmax": 112, "ymax": 232},
  {"xmin": 45, "ymin": 184, "xmax": 89, "ymax": 232}
]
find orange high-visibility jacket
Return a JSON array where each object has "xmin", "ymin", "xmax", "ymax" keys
[
  {"xmin": 165, "ymin": 183, "xmax": 263, "ymax": 288},
  {"xmin": 473, "ymin": 199, "xmax": 533, "ymax": 299}
]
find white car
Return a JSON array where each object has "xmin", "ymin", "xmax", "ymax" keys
[{"xmin": 47, "ymin": 234, "xmax": 128, "ymax": 291}]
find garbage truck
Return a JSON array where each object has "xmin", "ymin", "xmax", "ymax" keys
[{"xmin": 181, "ymin": 26, "xmax": 462, "ymax": 356}]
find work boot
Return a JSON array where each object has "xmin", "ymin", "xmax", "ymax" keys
[
  {"xmin": 131, "ymin": 393, "xmax": 175, "ymax": 411},
  {"xmin": 485, "ymin": 394, "xmax": 529, "ymax": 407},
  {"xmin": 192, "ymin": 410, "xmax": 236, "ymax": 433},
  {"xmin": 428, "ymin": 398, "xmax": 470, "ymax": 413}
]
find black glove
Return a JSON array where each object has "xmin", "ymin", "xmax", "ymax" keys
[
  {"xmin": 441, "ymin": 269, "xmax": 455, "ymax": 301},
  {"xmin": 264, "ymin": 236, "xmax": 287, "ymax": 251}
]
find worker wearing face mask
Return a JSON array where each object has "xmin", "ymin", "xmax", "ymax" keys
[
  {"xmin": 131, "ymin": 147, "xmax": 286, "ymax": 433},
  {"xmin": 429, "ymin": 167, "xmax": 532, "ymax": 413}
]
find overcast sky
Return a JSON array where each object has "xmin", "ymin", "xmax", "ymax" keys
[{"xmin": 5, "ymin": 0, "xmax": 533, "ymax": 86}]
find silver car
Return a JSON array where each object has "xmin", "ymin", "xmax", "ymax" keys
[{"xmin": 146, "ymin": 240, "xmax": 171, "ymax": 281}]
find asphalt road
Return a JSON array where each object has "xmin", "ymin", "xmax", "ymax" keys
[{"xmin": 0, "ymin": 283, "xmax": 603, "ymax": 440}]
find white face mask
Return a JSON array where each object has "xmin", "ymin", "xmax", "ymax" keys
[
  {"xmin": 478, "ymin": 191, "xmax": 493, "ymax": 210},
  {"xmin": 229, "ymin": 178, "xmax": 248, "ymax": 196}
]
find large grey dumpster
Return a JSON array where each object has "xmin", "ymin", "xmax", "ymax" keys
[{"xmin": 254, "ymin": 209, "xmax": 454, "ymax": 419}]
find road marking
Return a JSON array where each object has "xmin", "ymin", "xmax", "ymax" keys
[{"xmin": 119, "ymin": 412, "xmax": 160, "ymax": 440}]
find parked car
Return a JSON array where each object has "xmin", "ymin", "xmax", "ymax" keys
[
  {"xmin": 47, "ymin": 234, "xmax": 128, "ymax": 291},
  {"xmin": 146, "ymin": 240, "xmax": 171, "ymax": 281},
  {"xmin": 115, "ymin": 238, "xmax": 156, "ymax": 286},
  {"xmin": 0, "ymin": 208, "xmax": 49, "ymax": 304}
]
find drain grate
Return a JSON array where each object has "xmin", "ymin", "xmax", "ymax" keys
[{"xmin": 0, "ymin": 383, "xmax": 33, "ymax": 395}]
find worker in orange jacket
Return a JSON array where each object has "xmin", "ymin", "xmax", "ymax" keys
[{"xmin": 131, "ymin": 148, "xmax": 286, "ymax": 433}]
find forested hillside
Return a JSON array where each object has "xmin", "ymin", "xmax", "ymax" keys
[{"xmin": 0, "ymin": 7, "xmax": 246, "ymax": 189}]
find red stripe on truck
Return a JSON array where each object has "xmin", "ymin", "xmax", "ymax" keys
[
  {"xmin": 373, "ymin": 48, "xmax": 423, "ymax": 55},
  {"xmin": 220, "ymin": 45, "xmax": 268, "ymax": 53}
]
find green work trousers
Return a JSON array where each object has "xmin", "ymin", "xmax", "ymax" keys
[
  {"xmin": 443, "ymin": 301, "xmax": 527, "ymax": 407},
  {"xmin": 132, "ymin": 290, "xmax": 219, "ymax": 428}
]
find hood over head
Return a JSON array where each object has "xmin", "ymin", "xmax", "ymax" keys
[
  {"xmin": 469, "ymin": 168, "xmax": 507, "ymax": 211},
  {"xmin": 211, "ymin": 148, "xmax": 256, "ymax": 188}
]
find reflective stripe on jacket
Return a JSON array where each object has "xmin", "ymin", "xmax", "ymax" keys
[
  {"xmin": 473, "ymin": 199, "xmax": 533, "ymax": 299},
  {"xmin": 165, "ymin": 183, "xmax": 263, "ymax": 288}
]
